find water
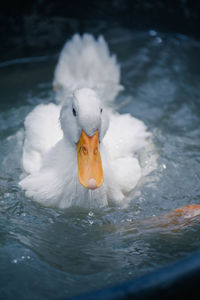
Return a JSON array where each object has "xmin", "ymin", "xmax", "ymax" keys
[{"xmin": 0, "ymin": 29, "xmax": 200, "ymax": 299}]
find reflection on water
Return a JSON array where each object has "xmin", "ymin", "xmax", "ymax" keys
[{"xmin": 0, "ymin": 29, "xmax": 200, "ymax": 299}]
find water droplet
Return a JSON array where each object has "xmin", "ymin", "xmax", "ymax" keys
[
  {"xmin": 149, "ymin": 30, "xmax": 157, "ymax": 36},
  {"xmin": 126, "ymin": 218, "xmax": 132, "ymax": 222},
  {"xmin": 128, "ymin": 271, "xmax": 132, "ymax": 275},
  {"xmin": 163, "ymin": 164, "xmax": 166, "ymax": 169},
  {"xmin": 12, "ymin": 259, "xmax": 18, "ymax": 264},
  {"xmin": 155, "ymin": 37, "xmax": 162, "ymax": 44},
  {"xmin": 88, "ymin": 211, "xmax": 94, "ymax": 217}
]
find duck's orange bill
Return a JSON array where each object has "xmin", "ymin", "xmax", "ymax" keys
[{"xmin": 77, "ymin": 130, "xmax": 104, "ymax": 190}]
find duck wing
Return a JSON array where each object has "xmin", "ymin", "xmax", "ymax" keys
[
  {"xmin": 103, "ymin": 113, "xmax": 151, "ymax": 160},
  {"xmin": 22, "ymin": 103, "xmax": 63, "ymax": 174}
]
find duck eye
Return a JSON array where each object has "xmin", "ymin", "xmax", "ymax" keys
[
  {"xmin": 100, "ymin": 108, "xmax": 103, "ymax": 114},
  {"xmin": 72, "ymin": 108, "xmax": 77, "ymax": 117}
]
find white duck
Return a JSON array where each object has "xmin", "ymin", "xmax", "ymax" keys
[{"xmin": 19, "ymin": 34, "xmax": 151, "ymax": 209}]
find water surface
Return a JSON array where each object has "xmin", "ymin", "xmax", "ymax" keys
[{"xmin": 0, "ymin": 29, "xmax": 200, "ymax": 299}]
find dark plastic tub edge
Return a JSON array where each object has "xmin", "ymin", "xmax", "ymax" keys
[{"xmin": 67, "ymin": 250, "xmax": 200, "ymax": 300}]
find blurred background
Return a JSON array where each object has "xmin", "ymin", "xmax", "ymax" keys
[{"xmin": 1, "ymin": 0, "xmax": 200, "ymax": 61}]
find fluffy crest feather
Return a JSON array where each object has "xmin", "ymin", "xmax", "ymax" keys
[{"xmin": 53, "ymin": 34, "xmax": 123, "ymax": 106}]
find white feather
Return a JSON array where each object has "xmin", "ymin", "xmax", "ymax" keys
[
  {"xmin": 53, "ymin": 34, "xmax": 123, "ymax": 106},
  {"xmin": 22, "ymin": 103, "xmax": 62, "ymax": 173}
]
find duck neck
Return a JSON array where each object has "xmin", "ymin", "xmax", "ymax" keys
[{"xmin": 63, "ymin": 135, "xmax": 77, "ymax": 156}]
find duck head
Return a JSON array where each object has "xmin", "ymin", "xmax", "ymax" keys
[{"xmin": 60, "ymin": 88, "xmax": 109, "ymax": 190}]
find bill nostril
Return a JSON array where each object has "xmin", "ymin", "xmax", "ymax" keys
[
  {"xmin": 82, "ymin": 145, "xmax": 88, "ymax": 155},
  {"xmin": 93, "ymin": 147, "xmax": 98, "ymax": 155}
]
